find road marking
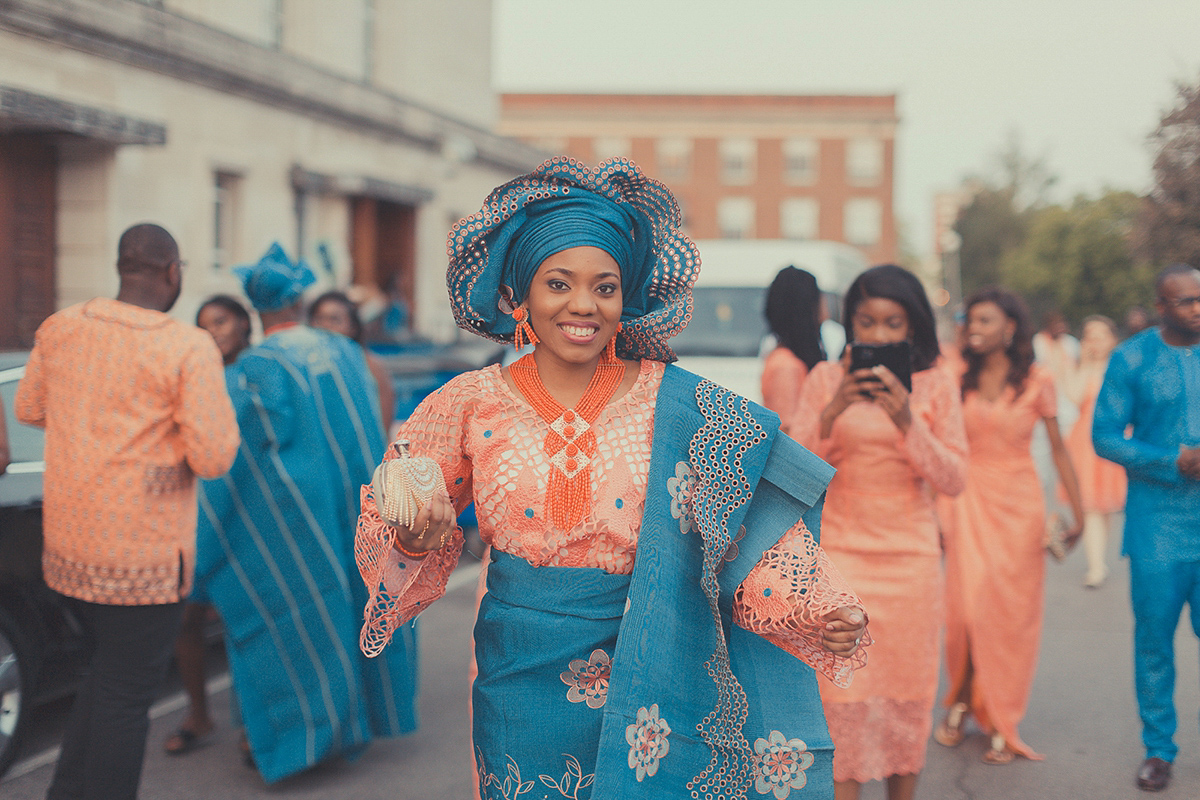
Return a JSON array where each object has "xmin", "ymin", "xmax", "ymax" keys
[{"xmin": 3, "ymin": 563, "xmax": 483, "ymax": 784}]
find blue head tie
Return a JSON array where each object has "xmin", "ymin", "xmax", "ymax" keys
[{"xmin": 234, "ymin": 242, "xmax": 316, "ymax": 312}]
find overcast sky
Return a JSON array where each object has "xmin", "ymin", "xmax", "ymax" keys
[{"xmin": 493, "ymin": 0, "xmax": 1200, "ymax": 258}]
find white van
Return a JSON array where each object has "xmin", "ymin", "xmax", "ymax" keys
[{"xmin": 672, "ymin": 239, "xmax": 868, "ymax": 402}]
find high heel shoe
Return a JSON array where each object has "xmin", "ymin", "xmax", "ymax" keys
[
  {"xmin": 934, "ymin": 702, "xmax": 969, "ymax": 747},
  {"xmin": 982, "ymin": 733, "xmax": 1014, "ymax": 764}
]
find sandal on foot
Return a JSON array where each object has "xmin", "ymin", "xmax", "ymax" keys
[
  {"xmin": 164, "ymin": 726, "xmax": 211, "ymax": 756},
  {"xmin": 934, "ymin": 702, "xmax": 969, "ymax": 747},
  {"xmin": 983, "ymin": 733, "xmax": 1015, "ymax": 765}
]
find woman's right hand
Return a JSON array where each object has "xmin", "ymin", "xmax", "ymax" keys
[
  {"xmin": 819, "ymin": 353, "xmax": 868, "ymax": 437},
  {"xmin": 392, "ymin": 486, "xmax": 456, "ymax": 557}
]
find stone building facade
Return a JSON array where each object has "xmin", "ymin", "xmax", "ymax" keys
[{"xmin": 0, "ymin": 0, "xmax": 542, "ymax": 348}]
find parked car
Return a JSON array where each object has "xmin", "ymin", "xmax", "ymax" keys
[{"xmin": 0, "ymin": 352, "xmax": 90, "ymax": 778}]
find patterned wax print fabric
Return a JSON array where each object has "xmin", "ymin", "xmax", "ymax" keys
[
  {"xmin": 356, "ymin": 363, "xmax": 870, "ymax": 799},
  {"xmin": 938, "ymin": 365, "xmax": 1058, "ymax": 760},
  {"xmin": 1060, "ymin": 372, "xmax": 1125, "ymax": 513},
  {"xmin": 760, "ymin": 346, "xmax": 809, "ymax": 436},
  {"xmin": 15, "ymin": 298, "xmax": 238, "ymax": 605},
  {"xmin": 791, "ymin": 361, "xmax": 967, "ymax": 782},
  {"xmin": 1093, "ymin": 328, "xmax": 1200, "ymax": 562},
  {"xmin": 195, "ymin": 325, "xmax": 414, "ymax": 783}
]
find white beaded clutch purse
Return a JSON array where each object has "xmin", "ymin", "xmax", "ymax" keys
[{"xmin": 371, "ymin": 440, "xmax": 447, "ymax": 532}]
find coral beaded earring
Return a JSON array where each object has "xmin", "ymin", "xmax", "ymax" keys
[
  {"xmin": 604, "ymin": 321, "xmax": 622, "ymax": 362},
  {"xmin": 512, "ymin": 306, "xmax": 539, "ymax": 351}
]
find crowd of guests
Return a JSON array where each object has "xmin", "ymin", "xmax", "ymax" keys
[
  {"xmin": 9, "ymin": 156, "xmax": 1200, "ymax": 799},
  {"xmin": 760, "ymin": 261, "xmax": 1200, "ymax": 795}
]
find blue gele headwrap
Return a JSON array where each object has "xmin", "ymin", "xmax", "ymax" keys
[
  {"xmin": 234, "ymin": 242, "xmax": 316, "ymax": 312},
  {"xmin": 447, "ymin": 157, "xmax": 700, "ymax": 362}
]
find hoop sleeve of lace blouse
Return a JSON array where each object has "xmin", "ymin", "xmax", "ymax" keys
[
  {"xmin": 355, "ymin": 374, "xmax": 476, "ymax": 658},
  {"xmin": 734, "ymin": 519, "xmax": 871, "ymax": 688}
]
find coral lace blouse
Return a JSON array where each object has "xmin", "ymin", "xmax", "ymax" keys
[{"xmin": 357, "ymin": 360, "xmax": 866, "ymax": 684}]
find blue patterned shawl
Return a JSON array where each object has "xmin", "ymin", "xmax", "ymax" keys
[{"xmin": 472, "ymin": 365, "xmax": 836, "ymax": 800}]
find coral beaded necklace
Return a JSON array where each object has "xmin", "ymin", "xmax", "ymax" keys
[{"xmin": 509, "ymin": 347, "xmax": 626, "ymax": 530}]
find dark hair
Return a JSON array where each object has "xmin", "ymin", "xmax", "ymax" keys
[
  {"xmin": 308, "ymin": 290, "xmax": 364, "ymax": 343},
  {"xmin": 196, "ymin": 294, "xmax": 250, "ymax": 330},
  {"xmin": 961, "ymin": 287, "xmax": 1035, "ymax": 396},
  {"xmin": 117, "ymin": 223, "xmax": 178, "ymax": 275},
  {"xmin": 1155, "ymin": 262, "xmax": 1200, "ymax": 296},
  {"xmin": 842, "ymin": 264, "xmax": 939, "ymax": 372},
  {"xmin": 764, "ymin": 266, "xmax": 825, "ymax": 370}
]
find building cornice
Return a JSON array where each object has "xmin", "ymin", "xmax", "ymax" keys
[{"xmin": 0, "ymin": 0, "xmax": 544, "ymax": 173}]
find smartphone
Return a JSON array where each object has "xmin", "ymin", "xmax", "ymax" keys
[{"xmin": 849, "ymin": 341, "xmax": 913, "ymax": 392}]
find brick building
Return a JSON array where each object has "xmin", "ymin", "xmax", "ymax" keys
[{"xmin": 499, "ymin": 93, "xmax": 898, "ymax": 265}]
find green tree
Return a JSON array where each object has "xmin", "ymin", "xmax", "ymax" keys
[
  {"xmin": 1002, "ymin": 190, "xmax": 1155, "ymax": 324},
  {"xmin": 955, "ymin": 134, "xmax": 1056, "ymax": 296},
  {"xmin": 1135, "ymin": 76, "xmax": 1200, "ymax": 266}
]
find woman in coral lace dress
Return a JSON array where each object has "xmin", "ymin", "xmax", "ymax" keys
[
  {"xmin": 761, "ymin": 266, "xmax": 826, "ymax": 433},
  {"xmin": 1061, "ymin": 315, "xmax": 1126, "ymax": 588},
  {"xmin": 790, "ymin": 265, "xmax": 967, "ymax": 800},
  {"xmin": 935, "ymin": 288, "xmax": 1083, "ymax": 764},
  {"xmin": 354, "ymin": 158, "xmax": 869, "ymax": 800}
]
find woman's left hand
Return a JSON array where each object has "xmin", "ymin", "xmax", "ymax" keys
[
  {"xmin": 821, "ymin": 605, "xmax": 868, "ymax": 657},
  {"xmin": 863, "ymin": 365, "xmax": 912, "ymax": 433}
]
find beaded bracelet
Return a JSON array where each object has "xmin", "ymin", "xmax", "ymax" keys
[{"xmin": 393, "ymin": 536, "xmax": 430, "ymax": 560}]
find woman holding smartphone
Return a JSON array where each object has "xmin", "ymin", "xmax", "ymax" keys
[{"xmin": 791, "ymin": 265, "xmax": 967, "ymax": 800}]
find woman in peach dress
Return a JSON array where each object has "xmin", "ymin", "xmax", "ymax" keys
[
  {"xmin": 936, "ymin": 288, "xmax": 1084, "ymax": 764},
  {"xmin": 1061, "ymin": 315, "xmax": 1126, "ymax": 588},
  {"xmin": 792, "ymin": 265, "xmax": 967, "ymax": 800},
  {"xmin": 761, "ymin": 266, "xmax": 826, "ymax": 433}
]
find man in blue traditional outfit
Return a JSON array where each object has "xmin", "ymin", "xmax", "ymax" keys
[
  {"xmin": 1093, "ymin": 263, "xmax": 1200, "ymax": 793},
  {"xmin": 196, "ymin": 243, "xmax": 416, "ymax": 782}
]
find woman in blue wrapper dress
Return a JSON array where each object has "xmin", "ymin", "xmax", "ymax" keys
[{"xmin": 355, "ymin": 157, "xmax": 870, "ymax": 800}]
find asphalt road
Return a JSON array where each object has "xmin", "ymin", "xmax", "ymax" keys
[{"xmin": 4, "ymin": 533, "xmax": 1199, "ymax": 799}]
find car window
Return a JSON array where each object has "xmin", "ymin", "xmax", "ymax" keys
[
  {"xmin": 1, "ymin": 373, "xmax": 45, "ymax": 464},
  {"xmin": 670, "ymin": 287, "xmax": 768, "ymax": 358}
]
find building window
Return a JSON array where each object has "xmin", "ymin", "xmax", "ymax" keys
[
  {"xmin": 844, "ymin": 198, "xmax": 882, "ymax": 247},
  {"xmin": 214, "ymin": 171, "xmax": 242, "ymax": 270},
  {"xmin": 783, "ymin": 138, "xmax": 819, "ymax": 185},
  {"xmin": 656, "ymin": 137, "xmax": 692, "ymax": 183},
  {"xmin": 593, "ymin": 137, "xmax": 631, "ymax": 162},
  {"xmin": 720, "ymin": 138, "xmax": 756, "ymax": 185},
  {"xmin": 718, "ymin": 197, "xmax": 755, "ymax": 239},
  {"xmin": 780, "ymin": 198, "xmax": 819, "ymax": 240},
  {"xmin": 846, "ymin": 138, "xmax": 883, "ymax": 186}
]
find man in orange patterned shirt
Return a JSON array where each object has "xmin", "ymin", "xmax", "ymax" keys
[{"xmin": 16, "ymin": 223, "xmax": 238, "ymax": 800}]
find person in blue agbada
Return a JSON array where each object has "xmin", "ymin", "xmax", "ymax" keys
[
  {"xmin": 355, "ymin": 158, "xmax": 871, "ymax": 799},
  {"xmin": 194, "ymin": 242, "xmax": 417, "ymax": 782},
  {"xmin": 1093, "ymin": 263, "xmax": 1200, "ymax": 794}
]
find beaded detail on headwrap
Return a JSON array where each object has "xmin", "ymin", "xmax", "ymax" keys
[{"xmin": 446, "ymin": 157, "xmax": 700, "ymax": 363}]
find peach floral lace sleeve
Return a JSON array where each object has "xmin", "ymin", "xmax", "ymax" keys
[
  {"xmin": 733, "ymin": 519, "xmax": 871, "ymax": 688},
  {"xmin": 356, "ymin": 374, "xmax": 476, "ymax": 658},
  {"xmin": 900, "ymin": 368, "xmax": 968, "ymax": 497}
]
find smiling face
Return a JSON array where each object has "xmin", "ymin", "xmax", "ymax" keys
[
  {"xmin": 524, "ymin": 246, "xmax": 623, "ymax": 369},
  {"xmin": 197, "ymin": 303, "xmax": 249, "ymax": 364},
  {"xmin": 850, "ymin": 296, "xmax": 911, "ymax": 345},
  {"xmin": 964, "ymin": 300, "xmax": 1015, "ymax": 356}
]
